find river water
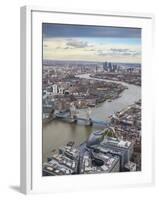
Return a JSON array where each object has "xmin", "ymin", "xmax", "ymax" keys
[{"xmin": 43, "ymin": 74, "xmax": 141, "ymax": 162}]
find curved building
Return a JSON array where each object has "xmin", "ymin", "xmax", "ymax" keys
[{"xmin": 86, "ymin": 130, "xmax": 105, "ymax": 147}]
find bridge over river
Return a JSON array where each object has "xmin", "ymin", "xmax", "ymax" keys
[{"xmin": 54, "ymin": 112, "xmax": 110, "ymax": 127}]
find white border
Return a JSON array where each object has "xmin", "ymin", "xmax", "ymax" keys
[{"xmin": 20, "ymin": 6, "xmax": 154, "ymax": 194}]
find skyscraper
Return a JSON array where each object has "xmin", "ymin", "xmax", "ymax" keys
[{"xmin": 103, "ymin": 61, "xmax": 108, "ymax": 71}]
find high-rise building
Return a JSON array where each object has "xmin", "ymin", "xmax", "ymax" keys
[
  {"xmin": 99, "ymin": 137, "xmax": 134, "ymax": 170},
  {"xmin": 86, "ymin": 130, "xmax": 134, "ymax": 171},
  {"xmin": 108, "ymin": 62, "xmax": 112, "ymax": 71},
  {"xmin": 103, "ymin": 61, "xmax": 108, "ymax": 71},
  {"xmin": 112, "ymin": 64, "xmax": 117, "ymax": 72},
  {"xmin": 52, "ymin": 84, "xmax": 58, "ymax": 94}
]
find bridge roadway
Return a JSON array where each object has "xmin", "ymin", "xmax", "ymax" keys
[{"xmin": 54, "ymin": 114, "xmax": 110, "ymax": 127}]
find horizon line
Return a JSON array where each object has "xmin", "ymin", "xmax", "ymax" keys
[{"xmin": 43, "ymin": 59, "xmax": 141, "ymax": 65}]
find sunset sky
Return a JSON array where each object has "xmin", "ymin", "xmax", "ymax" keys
[{"xmin": 43, "ymin": 23, "xmax": 141, "ymax": 63}]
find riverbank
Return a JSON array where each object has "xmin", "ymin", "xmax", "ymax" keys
[
  {"xmin": 76, "ymin": 74, "xmax": 141, "ymax": 120},
  {"xmin": 90, "ymin": 72, "xmax": 141, "ymax": 86}
]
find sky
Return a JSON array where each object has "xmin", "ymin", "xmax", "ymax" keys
[{"xmin": 43, "ymin": 23, "xmax": 141, "ymax": 63}]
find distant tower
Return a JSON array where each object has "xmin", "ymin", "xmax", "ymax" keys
[
  {"xmin": 96, "ymin": 66, "xmax": 98, "ymax": 73},
  {"xmin": 103, "ymin": 62, "xmax": 108, "ymax": 71},
  {"xmin": 108, "ymin": 62, "xmax": 112, "ymax": 72}
]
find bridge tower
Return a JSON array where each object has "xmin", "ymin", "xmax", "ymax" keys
[
  {"xmin": 70, "ymin": 102, "xmax": 78, "ymax": 123},
  {"xmin": 86, "ymin": 107, "xmax": 93, "ymax": 126}
]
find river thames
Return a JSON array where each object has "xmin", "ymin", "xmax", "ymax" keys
[{"xmin": 43, "ymin": 74, "xmax": 141, "ymax": 162}]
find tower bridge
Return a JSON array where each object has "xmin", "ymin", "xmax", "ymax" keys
[{"xmin": 54, "ymin": 102, "xmax": 110, "ymax": 127}]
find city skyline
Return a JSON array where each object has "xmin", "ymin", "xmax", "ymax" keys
[{"xmin": 43, "ymin": 23, "xmax": 141, "ymax": 63}]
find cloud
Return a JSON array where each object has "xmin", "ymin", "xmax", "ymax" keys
[
  {"xmin": 83, "ymin": 48, "xmax": 96, "ymax": 52},
  {"xmin": 64, "ymin": 46, "xmax": 74, "ymax": 49},
  {"xmin": 132, "ymin": 52, "xmax": 141, "ymax": 56},
  {"xmin": 96, "ymin": 50, "xmax": 108, "ymax": 56},
  {"xmin": 110, "ymin": 48, "xmax": 130, "ymax": 53},
  {"xmin": 89, "ymin": 48, "xmax": 95, "ymax": 51},
  {"xmin": 66, "ymin": 39, "xmax": 89, "ymax": 48},
  {"xmin": 96, "ymin": 48, "xmax": 141, "ymax": 57},
  {"xmin": 43, "ymin": 44, "xmax": 48, "ymax": 48},
  {"xmin": 43, "ymin": 37, "xmax": 141, "ymax": 63}
]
